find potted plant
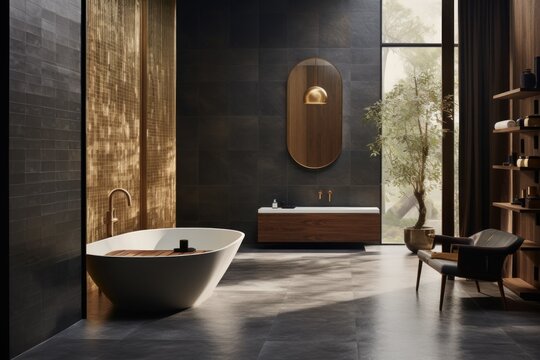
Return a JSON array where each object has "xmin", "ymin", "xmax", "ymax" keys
[{"xmin": 363, "ymin": 70, "xmax": 453, "ymax": 253}]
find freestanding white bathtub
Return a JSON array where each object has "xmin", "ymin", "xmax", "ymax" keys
[{"xmin": 86, "ymin": 228, "xmax": 244, "ymax": 311}]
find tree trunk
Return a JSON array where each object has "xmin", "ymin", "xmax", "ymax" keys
[
  {"xmin": 413, "ymin": 189, "xmax": 426, "ymax": 229},
  {"xmin": 387, "ymin": 194, "xmax": 416, "ymax": 218}
]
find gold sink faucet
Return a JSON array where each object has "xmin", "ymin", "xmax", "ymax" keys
[
  {"xmin": 318, "ymin": 190, "xmax": 323, "ymax": 200},
  {"xmin": 106, "ymin": 188, "xmax": 132, "ymax": 237},
  {"xmin": 328, "ymin": 190, "xmax": 333, "ymax": 202}
]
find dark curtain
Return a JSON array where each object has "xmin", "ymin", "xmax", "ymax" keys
[{"xmin": 458, "ymin": 0, "xmax": 509, "ymax": 236}]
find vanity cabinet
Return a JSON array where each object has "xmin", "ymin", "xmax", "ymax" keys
[{"xmin": 257, "ymin": 207, "xmax": 381, "ymax": 244}]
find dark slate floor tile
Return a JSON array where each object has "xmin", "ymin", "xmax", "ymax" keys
[
  {"xmin": 110, "ymin": 339, "xmax": 265, "ymax": 360},
  {"xmin": 258, "ymin": 341, "xmax": 358, "ymax": 360},
  {"xmin": 14, "ymin": 339, "xmax": 121, "ymax": 360},
  {"xmin": 17, "ymin": 247, "xmax": 540, "ymax": 359},
  {"xmin": 55, "ymin": 320, "xmax": 148, "ymax": 340}
]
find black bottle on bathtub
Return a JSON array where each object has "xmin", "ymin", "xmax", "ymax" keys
[{"xmin": 174, "ymin": 239, "xmax": 196, "ymax": 253}]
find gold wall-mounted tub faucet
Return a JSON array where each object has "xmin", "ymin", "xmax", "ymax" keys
[{"xmin": 106, "ymin": 188, "xmax": 132, "ymax": 237}]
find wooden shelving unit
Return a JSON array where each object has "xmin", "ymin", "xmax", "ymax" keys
[
  {"xmin": 522, "ymin": 240, "xmax": 540, "ymax": 250},
  {"xmin": 493, "ymin": 127, "xmax": 540, "ymax": 133},
  {"xmin": 493, "ymin": 89, "xmax": 540, "ymax": 300},
  {"xmin": 502, "ymin": 278, "xmax": 540, "ymax": 300},
  {"xmin": 492, "ymin": 164, "xmax": 540, "ymax": 171},
  {"xmin": 492, "ymin": 202, "xmax": 540, "ymax": 212},
  {"xmin": 492, "ymin": 88, "xmax": 540, "ymax": 100}
]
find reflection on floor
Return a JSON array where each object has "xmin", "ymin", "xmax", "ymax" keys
[{"xmin": 16, "ymin": 246, "xmax": 540, "ymax": 360}]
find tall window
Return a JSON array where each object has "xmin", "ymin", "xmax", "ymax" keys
[{"xmin": 381, "ymin": 0, "xmax": 458, "ymax": 243}]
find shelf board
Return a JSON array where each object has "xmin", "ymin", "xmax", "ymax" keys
[
  {"xmin": 493, "ymin": 127, "xmax": 540, "ymax": 133},
  {"xmin": 521, "ymin": 240, "xmax": 540, "ymax": 251},
  {"xmin": 492, "ymin": 165, "xmax": 540, "ymax": 171},
  {"xmin": 493, "ymin": 88, "xmax": 540, "ymax": 100},
  {"xmin": 503, "ymin": 278, "xmax": 540, "ymax": 300},
  {"xmin": 492, "ymin": 202, "xmax": 540, "ymax": 212}
]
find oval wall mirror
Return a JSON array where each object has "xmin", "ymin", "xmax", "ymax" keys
[{"xmin": 287, "ymin": 58, "xmax": 343, "ymax": 169}]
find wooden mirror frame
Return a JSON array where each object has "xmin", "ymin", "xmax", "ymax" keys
[{"xmin": 287, "ymin": 58, "xmax": 343, "ymax": 169}]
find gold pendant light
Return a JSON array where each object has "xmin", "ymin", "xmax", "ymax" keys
[{"xmin": 304, "ymin": 57, "xmax": 328, "ymax": 105}]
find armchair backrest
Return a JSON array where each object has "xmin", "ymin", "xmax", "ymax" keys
[{"xmin": 470, "ymin": 229, "xmax": 524, "ymax": 253}]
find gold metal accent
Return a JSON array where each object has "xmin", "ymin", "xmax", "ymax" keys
[
  {"xmin": 106, "ymin": 188, "xmax": 133, "ymax": 237},
  {"xmin": 328, "ymin": 190, "xmax": 333, "ymax": 203},
  {"xmin": 303, "ymin": 57, "xmax": 328, "ymax": 105},
  {"xmin": 318, "ymin": 190, "xmax": 323, "ymax": 200},
  {"xmin": 304, "ymin": 86, "xmax": 328, "ymax": 105}
]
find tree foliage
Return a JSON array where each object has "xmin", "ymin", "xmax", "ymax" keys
[
  {"xmin": 364, "ymin": 70, "xmax": 453, "ymax": 229},
  {"xmin": 382, "ymin": 0, "xmax": 429, "ymax": 44}
]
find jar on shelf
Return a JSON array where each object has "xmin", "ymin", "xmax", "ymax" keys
[
  {"xmin": 520, "ymin": 68, "xmax": 536, "ymax": 89},
  {"xmin": 535, "ymin": 56, "xmax": 540, "ymax": 89}
]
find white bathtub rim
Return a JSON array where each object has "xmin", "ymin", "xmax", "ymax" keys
[{"xmin": 86, "ymin": 227, "xmax": 244, "ymax": 258}]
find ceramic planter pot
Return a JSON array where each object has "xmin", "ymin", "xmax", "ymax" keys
[{"xmin": 404, "ymin": 227, "xmax": 435, "ymax": 253}]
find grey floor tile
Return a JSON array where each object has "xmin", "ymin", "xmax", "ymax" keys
[
  {"xmin": 357, "ymin": 340, "xmax": 458, "ymax": 360},
  {"xmin": 217, "ymin": 276, "xmax": 292, "ymax": 291},
  {"xmin": 55, "ymin": 319, "xmax": 148, "ymax": 340},
  {"xmin": 15, "ymin": 246, "xmax": 540, "ymax": 360},
  {"xmin": 502, "ymin": 325, "xmax": 540, "ymax": 357},
  {"xmin": 127, "ymin": 315, "xmax": 275, "ymax": 341},
  {"xmin": 14, "ymin": 339, "xmax": 120, "ymax": 360},
  {"xmin": 257, "ymin": 341, "xmax": 358, "ymax": 360},
  {"xmin": 457, "ymin": 342, "xmax": 533, "ymax": 360},
  {"xmin": 192, "ymin": 290, "xmax": 285, "ymax": 315},
  {"xmin": 108, "ymin": 339, "xmax": 265, "ymax": 360},
  {"xmin": 268, "ymin": 310, "xmax": 356, "ymax": 341},
  {"xmin": 356, "ymin": 341, "xmax": 532, "ymax": 360},
  {"xmin": 280, "ymin": 291, "xmax": 355, "ymax": 312}
]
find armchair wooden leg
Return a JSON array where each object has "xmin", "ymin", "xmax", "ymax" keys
[
  {"xmin": 439, "ymin": 275, "xmax": 447, "ymax": 311},
  {"xmin": 416, "ymin": 260, "xmax": 423, "ymax": 292},
  {"xmin": 497, "ymin": 280, "xmax": 507, "ymax": 310},
  {"xmin": 475, "ymin": 280, "xmax": 481, "ymax": 293}
]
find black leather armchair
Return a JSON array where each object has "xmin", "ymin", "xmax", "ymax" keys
[{"xmin": 416, "ymin": 229, "xmax": 524, "ymax": 311}]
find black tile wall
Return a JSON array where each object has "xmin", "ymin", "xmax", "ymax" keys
[
  {"xmin": 9, "ymin": 0, "xmax": 82, "ymax": 357},
  {"xmin": 177, "ymin": 0, "xmax": 382, "ymax": 244}
]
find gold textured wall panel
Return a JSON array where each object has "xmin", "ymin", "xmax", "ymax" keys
[
  {"xmin": 86, "ymin": 0, "xmax": 142, "ymax": 243},
  {"xmin": 146, "ymin": 0, "xmax": 176, "ymax": 229},
  {"xmin": 86, "ymin": 0, "xmax": 176, "ymax": 244}
]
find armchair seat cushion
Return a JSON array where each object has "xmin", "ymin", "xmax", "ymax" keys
[
  {"xmin": 417, "ymin": 250, "xmax": 432, "ymax": 262},
  {"xmin": 417, "ymin": 250, "xmax": 459, "ymax": 276},
  {"xmin": 427, "ymin": 258, "xmax": 459, "ymax": 276}
]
